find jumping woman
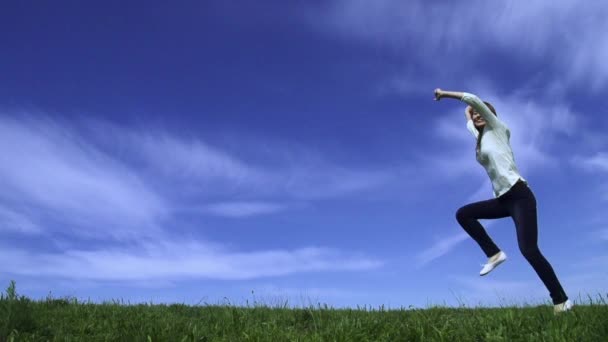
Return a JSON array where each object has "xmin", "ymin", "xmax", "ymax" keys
[{"xmin": 433, "ymin": 88, "xmax": 573, "ymax": 314}]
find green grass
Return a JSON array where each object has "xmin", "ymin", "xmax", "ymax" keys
[{"xmin": 1, "ymin": 281, "xmax": 606, "ymax": 341}]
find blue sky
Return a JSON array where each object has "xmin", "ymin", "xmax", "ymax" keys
[{"xmin": 1, "ymin": 1, "xmax": 606, "ymax": 308}]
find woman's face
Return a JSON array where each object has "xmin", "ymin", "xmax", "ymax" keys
[{"xmin": 469, "ymin": 108, "xmax": 486, "ymax": 129}]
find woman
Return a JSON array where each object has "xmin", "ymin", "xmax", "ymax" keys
[{"xmin": 433, "ymin": 88, "xmax": 572, "ymax": 314}]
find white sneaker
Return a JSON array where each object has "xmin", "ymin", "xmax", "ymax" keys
[
  {"xmin": 479, "ymin": 251, "xmax": 507, "ymax": 276},
  {"xmin": 554, "ymin": 299, "xmax": 574, "ymax": 315}
]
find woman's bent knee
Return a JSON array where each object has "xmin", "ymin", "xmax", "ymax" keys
[{"xmin": 455, "ymin": 206, "xmax": 469, "ymax": 223}]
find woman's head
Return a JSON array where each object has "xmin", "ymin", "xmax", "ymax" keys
[
  {"xmin": 471, "ymin": 101, "xmax": 497, "ymax": 156},
  {"xmin": 468, "ymin": 101, "xmax": 497, "ymax": 131}
]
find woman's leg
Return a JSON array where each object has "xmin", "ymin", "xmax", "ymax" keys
[
  {"xmin": 508, "ymin": 187, "xmax": 569, "ymax": 305},
  {"xmin": 456, "ymin": 198, "xmax": 510, "ymax": 257}
]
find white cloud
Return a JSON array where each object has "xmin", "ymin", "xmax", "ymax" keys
[
  {"xmin": 88, "ymin": 119, "xmax": 395, "ymax": 202},
  {"xmin": 0, "ymin": 205, "xmax": 40, "ymax": 234},
  {"xmin": 415, "ymin": 232, "xmax": 469, "ymax": 267},
  {"xmin": 144, "ymin": 132, "xmax": 396, "ymax": 202},
  {"xmin": 202, "ymin": 201, "xmax": 285, "ymax": 218},
  {"xmin": 416, "ymin": 214, "xmax": 497, "ymax": 267},
  {"xmin": 572, "ymin": 153, "xmax": 608, "ymax": 173},
  {"xmin": 0, "ymin": 239, "xmax": 383, "ymax": 281},
  {"xmin": 0, "ymin": 111, "xmax": 402, "ymax": 241},
  {"xmin": 0, "ymin": 112, "xmax": 390, "ymax": 282},
  {"xmin": 311, "ymin": 0, "xmax": 608, "ymax": 91},
  {"xmin": 0, "ymin": 116, "xmax": 167, "ymax": 240},
  {"xmin": 132, "ymin": 131, "xmax": 267, "ymax": 192},
  {"xmin": 571, "ymin": 153, "xmax": 608, "ymax": 201}
]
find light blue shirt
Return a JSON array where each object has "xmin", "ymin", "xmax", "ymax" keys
[{"xmin": 462, "ymin": 92, "xmax": 526, "ymax": 198}]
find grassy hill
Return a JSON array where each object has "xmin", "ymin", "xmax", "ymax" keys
[{"xmin": 1, "ymin": 281, "xmax": 606, "ymax": 341}]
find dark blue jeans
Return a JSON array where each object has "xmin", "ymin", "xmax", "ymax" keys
[{"xmin": 455, "ymin": 179, "xmax": 568, "ymax": 305}]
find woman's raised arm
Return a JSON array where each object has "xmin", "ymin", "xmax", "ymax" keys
[{"xmin": 434, "ymin": 88, "xmax": 500, "ymax": 128}]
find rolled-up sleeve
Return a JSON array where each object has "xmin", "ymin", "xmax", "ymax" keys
[{"xmin": 461, "ymin": 93, "xmax": 503, "ymax": 129}]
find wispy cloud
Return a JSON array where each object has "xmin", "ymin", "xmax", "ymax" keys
[
  {"xmin": 87, "ymin": 119, "xmax": 395, "ymax": 203},
  {"xmin": 0, "ymin": 115, "xmax": 168, "ymax": 240},
  {"xmin": 572, "ymin": 153, "xmax": 608, "ymax": 173},
  {"xmin": 0, "ymin": 239, "xmax": 383, "ymax": 281},
  {"xmin": 0, "ymin": 112, "xmax": 399, "ymax": 233},
  {"xmin": 130, "ymin": 131, "xmax": 268, "ymax": 195},
  {"xmin": 201, "ymin": 201, "xmax": 286, "ymax": 218},
  {"xmin": 415, "ymin": 232, "xmax": 468, "ymax": 267},
  {"xmin": 571, "ymin": 152, "xmax": 608, "ymax": 201},
  {"xmin": 0, "ymin": 205, "xmax": 40, "ymax": 234},
  {"xmin": 416, "ymin": 217, "xmax": 497, "ymax": 267},
  {"xmin": 0, "ymin": 112, "xmax": 386, "ymax": 282},
  {"xmin": 310, "ymin": 0, "xmax": 608, "ymax": 91}
]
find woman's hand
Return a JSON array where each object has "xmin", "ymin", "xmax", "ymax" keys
[
  {"xmin": 434, "ymin": 88, "xmax": 443, "ymax": 101},
  {"xmin": 433, "ymin": 89, "xmax": 464, "ymax": 101}
]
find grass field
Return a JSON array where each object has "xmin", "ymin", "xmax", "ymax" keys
[{"xmin": 1, "ymin": 281, "xmax": 606, "ymax": 341}]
